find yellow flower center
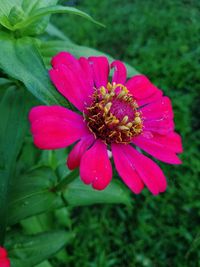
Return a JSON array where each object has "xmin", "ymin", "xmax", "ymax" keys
[{"xmin": 84, "ymin": 82, "xmax": 143, "ymax": 144}]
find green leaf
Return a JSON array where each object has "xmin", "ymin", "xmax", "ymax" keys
[
  {"xmin": 46, "ymin": 23, "xmax": 73, "ymax": 42},
  {"xmin": 54, "ymin": 169, "xmax": 79, "ymax": 191},
  {"xmin": 63, "ymin": 178, "xmax": 131, "ymax": 207},
  {"xmin": 0, "ymin": 86, "xmax": 27, "ymax": 243},
  {"xmin": 0, "ymin": 0, "xmax": 23, "ymax": 29},
  {"xmin": 7, "ymin": 230, "xmax": 72, "ymax": 267},
  {"xmin": 20, "ymin": 0, "xmax": 59, "ymax": 35},
  {"xmin": 7, "ymin": 167, "xmax": 64, "ymax": 225},
  {"xmin": 0, "ymin": 0, "xmax": 58, "ymax": 32},
  {"xmin": 0, "ymin": 32, "xmax": 68, "ymax": 106},
  {"xmin": 40, "ymin": 40, "xmax": 139, "ymax": 77},
  {"xmin": 0, "ymin": 0, "xmax": 23, "ymax": 17},
  {"xmin": 0, "ymin": 1, "xmax": 103, "ymax": 35},
  {"xmin": 8, "ymin": 5, "xmax": 25, "ymax": 26},
  {"xmin": 21, "ymin": 0, "xmax": 58, "ymax": 14},
  {"xmin": 19, "ymin": 216, "xmax": 54, "ymax": 267},
  {"xmin": 0, "ymin": 78, "xmax": 13, "ymax": 86},
  {"xmin": 13, "ymin": 5, "xmax": 104, "ymax": 31},
  {"xmin": 21, "ymin": 214, "xmax": 53, "ymax": 235},
  {"xmin": 7, "ymin": 164, "xmax": 130, "ymax": 225},
  {"xmin": 0, "ymin": 86, "xmax": 27, "ymax": 173}
]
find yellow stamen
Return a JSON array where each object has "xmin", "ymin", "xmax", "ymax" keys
[
  {"xmin": 118, "ymin": 125, "xmax": 130, "ymax": 131},
  {"xmin": 104, "ymin": 94, "xmax": 111, "ymax": 100},
  {"xmin": 121, "ymin": 115, "xmax": 129, "ymax": 124},
  {"xmin": 134, "ymin": 117, "xmax": 142, "ymax": 124},
  {"xmin": 126, "ymin": 122, "xmax": 133, "ymax": 128},
  {"xmin": 100, "ymin": 86, "xmax": 106, "ymax": 95},
  {"xmin": 104, "ymin": 102, "xmax": 112, "ymax": 113},
  {"xmin": 135, "ymin": 112, "xmax": 140, "ymax": 117},
  {"xmin": 109, "ymin": 131, "xmax": 117, "ymax": 138},
  {"xmin": 85, "ymin": 82, "xmax": 143, "ymax": 144},
  {"xmin": 98, "ymin": 125, "xmax": 105, "ymax": 131}
]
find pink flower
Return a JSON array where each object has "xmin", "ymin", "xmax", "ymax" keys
[
  {"xmin": 0, "ymin": 247, "xmax": 10, "ymax": 267},
  {"xmin": 29, "ymin": 52, "xmax": 183, "ymax": 195}
]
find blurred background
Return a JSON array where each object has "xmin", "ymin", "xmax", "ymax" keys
[{"xmin": 52, "ymin": 0, "xmax": 200, "ymax": 266}]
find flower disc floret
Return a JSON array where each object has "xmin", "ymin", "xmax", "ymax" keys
[{"xmin": 84, "ymin": 82, "xmax": 143, "ymax": 144}]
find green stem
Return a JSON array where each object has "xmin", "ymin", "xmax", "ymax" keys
[{"xmin": 54, "ymin": 169, "xmax": 79, "ymax": 192}]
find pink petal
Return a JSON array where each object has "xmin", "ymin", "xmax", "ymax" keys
[
  {"xmin": 112, "ymin": 144, "xmax": 144, "ymax": 194},
  {"xmin": 140, "ymin": 96, "xmax": 175, "ymax": 135},
  {"xmin": 111, "ymin": 60, "xmax": 127, "ymax": 84},
  {"xmin": 29, "ymin": 105, "xmax": 81, "ymax": 122},
  {"xmin": 143, "ymin": 117, "xmax": 175, "ymax": 135},
  {"xmin": 49, "ymin": 52, "xmax": 93, "ymax": 111},
  {"xmin": 153, "ymin": 132, "xmax": 183, "ymax": 153},
  {"xmin": 80, "ymin": 140, "xmax": 112, "ymax": 190},
  {"xmin": 122, "ymin": 145, "xmax": 167, "ymax": 195},
  {"xmin": 126, "ymin": 75, "xmax": 162, "ymax": 100},
  {"xmin": 79, "ymin": 56, "xmax": 94, "ymax": 89},
  {"xmin": 140, "ymin": 97, "xmax": 174, "ymax": 121},
  {"xmin": 0, "ymin": 248, "xmax": 7, "ymax": 258},
  {"xmin": 29, "ymin": 106, "xmax": 89, "ymax": 150},
  {"xmin": 137, "ymin": 89, "xmax": 163, "ymax": 107},
  {"xmin": 49, "ymin": 67, "xmax": 83, "ymax": 111},
  {"xmin": 88, "ymin": 56, "xmax": 109, "ymax": 88},
  {"xmin": 67, "ymin": 135, "xmax": 95, "ymax": 170},
  {"xmin": 0, "ymin": 259, "xmax": 10, "ymax": 267},
  {"xmin": 133, "ymin": 132, "xmax": 182, "ymax": 164},
  {"xmin": 51, "ymin": 52, "xmax": 79, "ymax": 69}
]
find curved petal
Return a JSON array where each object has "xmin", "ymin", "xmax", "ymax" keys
[
  {"xmin": 67, "ymin": 135, "xmax": 95, "ymax": 170},
  {"xmin": 140, "ymin": 97, "xmax": 174, "ymax": 120},
  {"xmin": 51, "ymin": 51, "xmax": 79, "ymax": 69},
  {"xmin": 140, "ymin": 96, "xmax": 175, "ymax": 135},
  {"xmin": 88, "ymin": 56, "xmax": 109, "ymax": 88},
  {"xmin": 49, "ymin": 66, "xmax": 82, "ymax": 111},
  {"xmin": 0, "ymin": 248, "xmax": 7, "ymax": 258},
  {"xmin": 79, "ymin": 56, "xmax": 94, "ymax": 89},
  {"xmin": 126, "ymin": 75, "xmax": 163, "ymax": 106},
  {"xmin": 112, "ymin": 144, "xmax": 144, "ymax": 194},
  {"xmin": 111, "ymin": 60, "xmax": 127, "ymax": 84},
  {"xmin": 0, "ymin": 259, "xmax": 10, "ymax": 267},
  {"xmin": 49, "ymin": 52, "xmax": 93, "ymax": 111},
  {"xmin": 133, "ymin": 132, "xmax": 182, "ymax": 164},
  {"xmin": 80, "ymin": 140, "xmax": 112, "ymax": 190},
  {"xmin": 151, "ymin": 131, "xmax": 183, "ymax": 153},
  {"xmin": 126, "ymin": 75, "xmax": 159, "ymax": 98},
  {"xmin": 137, "ymin": 89, "xmax": 163, "ymax": 106},
  {"xmin": 122, "ymin": 145, "xmax": 167, "ymax": 195},
  {"xmin": 143, "ymin": 117, "xmax": 174, "ymax": 135},
  {"xmin": 29, "ymin": 106, "xmax": 89, "ymax": 150}
]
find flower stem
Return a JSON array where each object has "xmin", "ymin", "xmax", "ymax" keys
[{"xmin": 54, "ymin": 169, "xmax": 79, "ymax": 192}]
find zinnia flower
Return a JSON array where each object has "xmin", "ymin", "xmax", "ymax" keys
[
  {"xmin": 0, "ymin": 247, "xmax": 10, "ymax": 267},
  {"xmin": 29, "ymin": 52, "xmax": 183, "ymax": 195}
]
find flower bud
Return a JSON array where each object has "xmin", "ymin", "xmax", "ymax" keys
[{"xmin": 8, "ymin": 6, "xmax": 25, "ymax": 26}]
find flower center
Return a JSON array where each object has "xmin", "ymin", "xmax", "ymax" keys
[{"xmin": 84, "ymin": 83, "xmax": 143, "ymax": 144}]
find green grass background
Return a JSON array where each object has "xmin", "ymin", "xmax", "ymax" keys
[{"xmin": 52, "ymin": 0, "xmax": 200, "ymax": 266}]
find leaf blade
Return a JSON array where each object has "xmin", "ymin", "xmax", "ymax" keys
[
  {"xmin": 63, "ymin": 178, "xmax": 131, "ymax": 207},
  {"xmin": 40, "ymin": 40, "xmax": 139, "ymax": 77},
  {"xmin": 7, "ymin": 167, "xmax": 64, "ymax": 225},
  {"xmin": 14, "ymin": 5, "xmax": 104, "ymax": 30},
  {"xmin": 0, "ymin": 33, "xmax": 68, "ymax": 106},
  {"xmin": 0, "ymin": 86, "xmax": 27, "ymax": 243},
  {"xmin": 7, "ymin": 230, "xmax": 72, "ymax": 267}
]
